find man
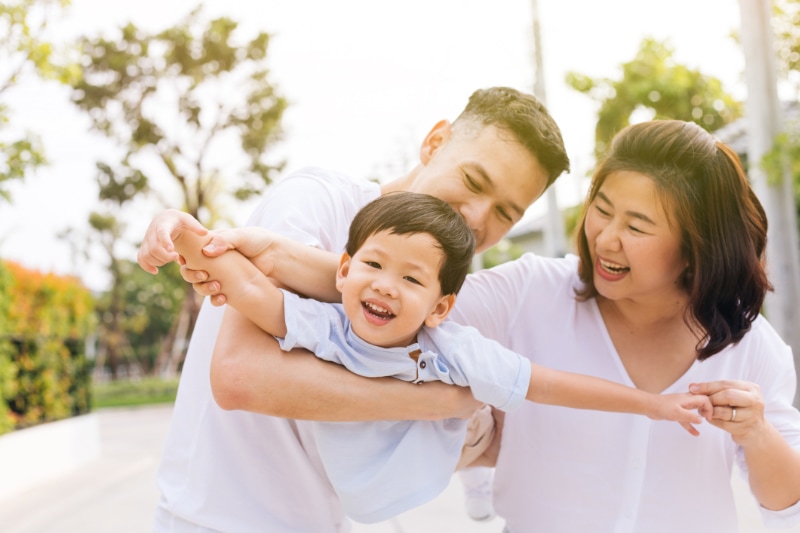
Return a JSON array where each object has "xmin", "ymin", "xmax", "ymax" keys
[{"xmin": 138, "ymin": 86, "xmax": 570, "ymax": 533}]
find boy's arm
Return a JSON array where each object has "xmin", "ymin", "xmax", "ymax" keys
[
  {"xmin": 211, "ymin": 307, "xmax": 482, "ymax": 420},
  {"xmin": 171, "ymin": 221, "xmax": 483, "ymax": 421},
  {"xmin": 172, "ymin": 228, "xmax": 288, "ymax": 338},
  {"xmin": 184, "ymin": 227, "xmax": 343, "ymax": 305},
  {"xmin": 527, "ymin": 364, "xmax": 713, "ymax": 436}
]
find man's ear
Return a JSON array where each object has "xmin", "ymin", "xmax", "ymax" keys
[
  {"xmin": 424, "ymin": 293, "xmax": 456, "ymax": 328},
  {"xmin": 335, "ymin": 252, "xmax": 351, "ymax": 293},
  {"xmin": 419, "ymin": 119, "xmax": 453, "ymax": 165}
]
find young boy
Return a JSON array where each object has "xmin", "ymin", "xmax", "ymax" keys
[{"xmin": 170, "ymin": 191, "xmax": 712, "ymax": 524}]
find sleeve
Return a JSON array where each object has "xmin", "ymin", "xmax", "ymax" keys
[
  {"xmin": 450, "ymin": 253, "xmax": 578, "ymax": 344},
  {"xmin": 244, "ymin": 167, "xmax": 375, "ymax": 251},
  {"xmin": 421, "ymin": 322, "xmax": 531, "ymax": 412},
  {"xmin": 275, "ymin": 290, "xmax": 347, "ymax": 366},
  {"xmin": 733, "ymin": 319, "xmax": 800, "ymax": 527},
  {"xmin": 449, "ymin": 254, "xmax": 537, "ymax": 343}
]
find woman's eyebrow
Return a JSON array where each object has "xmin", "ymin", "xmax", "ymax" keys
[{"xmin": 596, "ymin": 191, "xmax": 656, "ymax": 225}]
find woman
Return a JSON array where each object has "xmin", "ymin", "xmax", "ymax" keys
[{"xmin": 449, "ymin": 120, "xmax": 800, "ymax": 531}]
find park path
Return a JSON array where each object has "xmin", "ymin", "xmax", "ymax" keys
[{"xmin": 0, "ymin": 405, "xmax": 796, "ymax": 533}]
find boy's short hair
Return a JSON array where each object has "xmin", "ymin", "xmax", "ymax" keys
[
  {"xmin": 346, "ymin": 192, "xmax": 475, "ymax": 295},
  {"xmin": 455, "ymin": 86, "xmax": 571, "ymax": 188}
]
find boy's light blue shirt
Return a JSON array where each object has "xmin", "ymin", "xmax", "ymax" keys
[{"xmin": 276, "ymin": 290, "xmax": 531, "ymax": 523}]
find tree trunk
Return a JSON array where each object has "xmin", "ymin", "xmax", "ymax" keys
[{"xmin": 155, "ymin": 289, "xmax": 201, "ymax": 378}]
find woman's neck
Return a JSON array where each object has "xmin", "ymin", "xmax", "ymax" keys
[{"xmin": 596, "ymin": 291, "xmax": 689, "ymax": 333}]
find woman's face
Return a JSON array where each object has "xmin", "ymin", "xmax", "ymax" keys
[{"xmin": 583, "ymin": 170, "xmax": 688, "ymax": 307}]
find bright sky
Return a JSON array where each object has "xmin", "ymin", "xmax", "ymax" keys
[{"xmin": 0, "ymin": 0, "xmax": 744, "ymax": 290}]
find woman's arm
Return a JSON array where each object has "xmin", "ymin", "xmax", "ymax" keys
[
  {"xmin": 690, "ymin": 380, "xmax": 800, "ymax": 510},
  {"xmin": 211, "ymin": 307, "xmax": 482, "ymax": 420},
  {"xmin": 528, "ymin": 363, "xmax": 713, "ymax": 436}
]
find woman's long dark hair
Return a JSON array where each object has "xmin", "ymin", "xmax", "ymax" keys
[{"xmin": 575, "ymin": 120, "xmax": 771, "ymax": 360}]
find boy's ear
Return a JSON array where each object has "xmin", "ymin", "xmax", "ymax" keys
[
  {"xmin": 335, "ymin": 252, "xmax": 351, "ymax": 293},
  {"xmin": 423, "ymin": 293, "xmax": 456, "ymax": 328},
  {"xmin": 419, "ymin": 119, "xmax": 453, "ymax": 165}
]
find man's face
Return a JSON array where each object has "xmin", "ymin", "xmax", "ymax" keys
[{"xmin": 408, "ymin": 122, "xmax": 549, "ymax": 252}]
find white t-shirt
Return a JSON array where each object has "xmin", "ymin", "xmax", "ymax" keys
[
  {"xmin": 277, "ymin": 291, "xmax": 531, "ymax": 523},
  {"xmin": 153, "ymin": 168, "xmax": 380, "ymax": 533},
  {"xmin": 450, "ymin": 252, "xmax": 800, "ymax": 533}
]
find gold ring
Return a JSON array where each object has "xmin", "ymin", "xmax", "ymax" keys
[{"xmin": 730, "ymin": 407, "xmax": 737, "ymax": 422}]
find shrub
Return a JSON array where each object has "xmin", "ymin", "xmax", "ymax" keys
[{"xmin": 0, "ymin": 261, "xmax": 95, "ymax": 434}]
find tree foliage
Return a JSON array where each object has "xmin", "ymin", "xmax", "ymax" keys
[
  {"xmin": 0, "ymin": 260, "xmax": 94, "ymax": 434},
  {"xmin": 0, "ymin": 0, "xmax": 74, "ymax": 202},
  {"xmin": 565, "ymin": 38, "xmax": 743, "ymax": 157},
  {"xmin": 68, "ymin": 5, "xmax": 287, "ymax": 221},
  {"xmin": 774, "ymin": 0, "xmax": 800, "ymax": 89},
  {"xmin": 769, "ymin": 0, "xmax": 800, "ymax": 226},
  {"xmin": 67, "ymin": 6, "xmax": 287, "ymax": 376}
]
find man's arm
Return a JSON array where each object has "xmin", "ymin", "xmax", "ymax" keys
[
  {"xmin": 168, "ymin": 216, "xmax": 482, "ymax": 421},
  {"xmin": 173, "ymin": 228, "xmax": 288, "ymax": 337},
  {"xmin": 182, "ymin": 227, "xmax": 343, "ymax": 305},
  {"xmin": 212, "ymin": 307, "xmax": 481, "ymax": 421}
]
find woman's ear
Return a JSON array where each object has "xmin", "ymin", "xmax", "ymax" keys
[
  {"xmin": 419, "ymin": 119, "xmax": 453, "ymax": 165},
  {"xmin": 335, "ymin": 252, "xmax": 351, "ymax": 293},
  {"xmin": 424, "ymin": 293, "xmax": 456, "ymax": 328}
]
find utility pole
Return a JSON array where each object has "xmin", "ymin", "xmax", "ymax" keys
[
  {"xmin": 531, "ymin": 0, "xmax": 567, "ymax": 257},
  {"xmin": 738, "ymin": 0, "xmax": 800, "ymax": 406}
]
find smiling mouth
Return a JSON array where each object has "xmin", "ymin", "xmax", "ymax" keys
[
  {"xmin": 363, "ymin": 301, "xmax": 396, "ymax": 320},
  {"xmin": 599, "ymin": 258, "xmax": 630, "ymax": 274}
]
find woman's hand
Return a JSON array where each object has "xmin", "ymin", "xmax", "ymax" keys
[
  {"xmin": 463, "ymin": 408, "xmax": 505, "ymax": 468},
  {"xmin": 689, "ymin": 380, "xmax": 767, "ymax": 446},
  {"xmin": 690, "ymin": 379, "xmax": 800, "ymax": 511}
]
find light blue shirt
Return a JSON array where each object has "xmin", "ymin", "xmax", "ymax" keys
[{"xmin": 277, "ymin": 290, "xmax": 531, "ymax": 523}]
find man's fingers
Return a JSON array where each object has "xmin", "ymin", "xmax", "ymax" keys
[
  {"xmin": 202, "ymin": 235, "xmax": 233, "ymax": 257},
  {"xmin": 210, "ymin": 294, "xmax": 228, "ymax": 307},
  {"xmin": 180, "ymin": 264, "xmax": 209, "ymax": 283}
]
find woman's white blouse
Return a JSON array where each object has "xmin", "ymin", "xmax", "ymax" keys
[{"xmin": 451, "ymin": 253, "xmax": 800, "ymax": 533}]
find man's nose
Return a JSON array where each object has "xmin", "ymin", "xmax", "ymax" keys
[{"xmin": 460, "ymin": 200, "xmax": 492, "ymax": 241}]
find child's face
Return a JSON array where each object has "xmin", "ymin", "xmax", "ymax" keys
[{"xmin": 336, "ymin": 230, "xmax": 455, "ymax": 348}]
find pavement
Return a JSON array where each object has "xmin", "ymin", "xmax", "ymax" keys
[{"xmin": 0, "ymin": 405, "xmax": 797, "ymax": 533}]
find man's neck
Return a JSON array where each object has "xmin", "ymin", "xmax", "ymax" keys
[{"xmin": 380, "ymin": 166, "xmax": 421, "ymax": 195}]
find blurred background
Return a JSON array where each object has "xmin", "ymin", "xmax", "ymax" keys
[{"xmin": 0, "ymin": 0, "xmax": 799, "ymax": 530}]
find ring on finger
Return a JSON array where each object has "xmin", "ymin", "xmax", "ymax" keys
[{"xmin": 730, "ymin": 407, "xmax": 737, "ymax": 422}]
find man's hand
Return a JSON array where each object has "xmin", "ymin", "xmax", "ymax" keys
[
  {"xmin": 180, "ymin": 227, "xmax": 289, "ymax": 306},
  {"xmin": 137, "ymin": 209, "xmax": 208, "ymax": 274}
]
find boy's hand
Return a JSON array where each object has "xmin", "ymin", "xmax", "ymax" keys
[
  {"xmin": 648, "ymin": 392, "xmax": 713, "ymax": 436},
  {"xmin": 137, "ymin": 209, "xmax": 208, "ymax": 274}
]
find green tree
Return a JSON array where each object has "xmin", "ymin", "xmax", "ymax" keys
[
  {"xmin": 0, "ymin": 0, "xmax": 75, "ymax": 202},
  {"xmin": 774, "ymin": 0, "xmax": 800, "ymax": 89},
  {"xmin": 67, "ymin": 6, "xmax": 287, "ymax": 375},
  {"xmin": 566, "ymin": 37, "xmax": 743, "ymax": 157},
  {"xmin": 768, "ymin": 0, "xmax": 800, "ymax": 236}
]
